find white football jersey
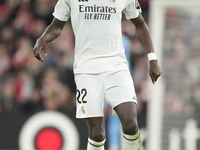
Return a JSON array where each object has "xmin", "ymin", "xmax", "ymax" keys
[{"xmin": 53, "ymin": 0, "xmax": 141, "ymax": 74}]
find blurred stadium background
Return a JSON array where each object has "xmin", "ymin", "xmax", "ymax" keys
[{"xmin": 0, "ymin": 0, "xmax": 199, "ymax": 150}]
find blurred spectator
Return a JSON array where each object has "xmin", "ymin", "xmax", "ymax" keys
[
  {"xmin": 0, "ymin": 27, "xmax": 15, "ymax": 54},
  {"xmin": 12, "ymin": 8, "xmax": 33, "ymax": 35},
  {"xmin": 0, "ymin": 43, "xmax": 11, "ymax": 76},
  {"xmin": 31, "ymin": 0, "xmax": 55, "ymax": 25},
  {"xmin": 21, "ymin": 87, "xmax": 44, "ymax": 114},
  {"xmin": 0, "ymin": 78, "xmax": 18, "ymax": 114},
  {"xmin": 12, "ymin": 36, "xmax": 33, "ymax": 69},
  {"xmin": 30, "ymin": 19, "xmax": 47, "ymax": 43},
  {"xmin": 15, "ymin": 68, "xmax": 34, "ymax": 103},
  {"xmin": 162, "ymin": 9, "xmax": 200, "ymax": 115}
]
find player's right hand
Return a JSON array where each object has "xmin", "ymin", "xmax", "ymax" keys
[{"xmin": 33, "ymin": 37, "xmax": 47, "ymax": 62}]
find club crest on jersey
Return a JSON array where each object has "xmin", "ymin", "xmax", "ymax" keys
[
  {"xmin": 109, "ymin": 0, "xmax": 116, "ymax": 3},
  {"xmin": 81, "ymin": 106, "xmax": 85, "ymax": 114}
]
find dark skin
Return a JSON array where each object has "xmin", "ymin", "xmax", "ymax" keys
[{"xmin": 33, "ymin": 14, "xmax": 162, "ymax": 142}]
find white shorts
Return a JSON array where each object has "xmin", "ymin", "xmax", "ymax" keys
[{"xmin": 75, "ymin": 66, "xmax": 137, "ymax": 118}]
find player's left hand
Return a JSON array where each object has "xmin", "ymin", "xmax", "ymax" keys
[{"xmin": 149, "ymin": 60, "xmax": 163, "ymax": 84}]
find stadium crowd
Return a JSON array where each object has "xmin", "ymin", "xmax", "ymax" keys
[
  {"xmin": 0, "ymin": 0, "xmax": 150, "ymax": 125},
  {"xmin": 162, "ymin": 9, "xmax": 200, "ymax": 118}
]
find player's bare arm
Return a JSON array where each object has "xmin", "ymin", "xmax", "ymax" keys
[
  {"xmin": 131, "ymin": 14, "xmax": 163, "ymax": 84},
  {"xmin": 33, "ymin": 18, "xmax": 65, "ymax": 62}
]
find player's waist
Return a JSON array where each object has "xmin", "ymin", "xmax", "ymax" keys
[
  {"xmin": 74, "ymin": 61, "xmax": 128, "ymax": 74},
  {"xmin": 73, "ymin": 54, "xmax": 127, "ymax": 74}
]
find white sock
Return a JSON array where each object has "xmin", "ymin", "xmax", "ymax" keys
[
  {"xmin": 87, "ymin": 138, "xmax": 106, "ymax": 150},
  {"xmin": 122, "ymin": 130, "xmax": 141, "ymax": 150}
]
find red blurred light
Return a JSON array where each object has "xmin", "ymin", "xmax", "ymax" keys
[{"xmin": 35, "ymin": 127, "xmax": 63, "ymax": 150}]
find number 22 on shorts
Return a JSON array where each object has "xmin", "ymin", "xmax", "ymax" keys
[{"xmin": 76, "ymin": 88, "xmax": 87, "ymax": 103}]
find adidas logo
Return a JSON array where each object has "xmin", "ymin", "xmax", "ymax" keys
[{"xmin": 78, "ymin": 0, "xmax": 88, "ymax": 2}]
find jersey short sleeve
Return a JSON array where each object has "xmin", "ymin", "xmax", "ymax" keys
[
  {"xmin": 52, "ymin": 0, "xmax": 71, "ymax": 21},
  {"xmin": 123, "ymin": 0, "xmax": 142, "ymax": 20}
]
